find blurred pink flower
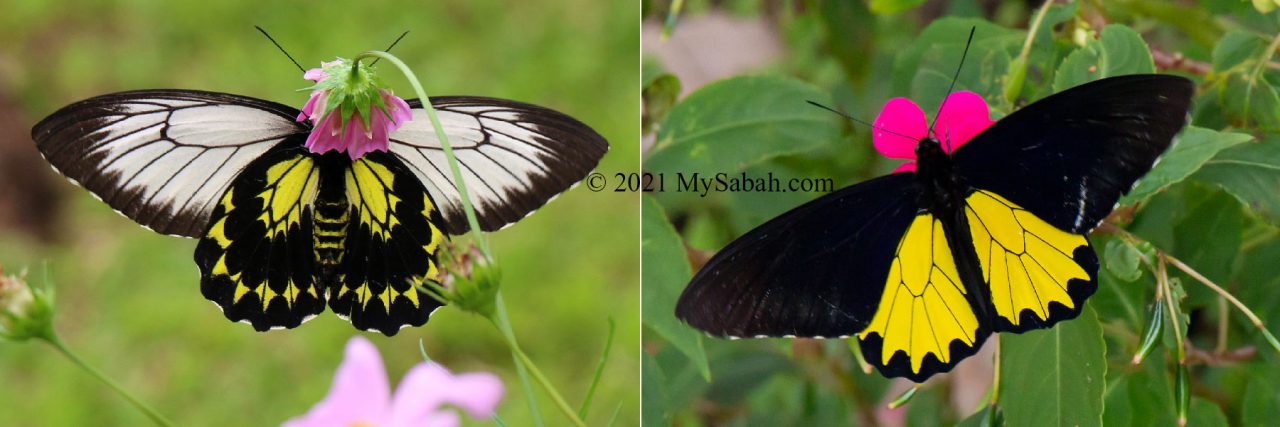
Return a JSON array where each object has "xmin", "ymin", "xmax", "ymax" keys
[
  {"xmin": 872, "ymin": 91, "xmax": 994, "ymax": 173},
  {"xmin": 283, "ymin": 336, "xmax": 504, "ymax": 427},
  {"xmin": 296, "ymin": 59, "xmax": 414, "ymax": 160}
]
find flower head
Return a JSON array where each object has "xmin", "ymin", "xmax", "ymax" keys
[
  {"xmin": 429, "ymin": 245, "xmax": 501, "ymax": 319},
  {"xmin": 0, "ymin": 266, "xmax": 56, "ymax": 341},
  {"xmin": 297, "ymin": 58, "xmax": 414, "ymax": 160},
  {"xmin": 284, "ymin": 336, "xmax": 504, "ymax": 427},
  {"xmin": 871, "ymin": 91, "xmax": 995, "ymax": 173}
]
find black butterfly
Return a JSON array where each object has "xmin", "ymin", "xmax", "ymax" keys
[
  {"xmin": 33, "ymin": 90, "xmax": 607, "ymax": 335},
  {"xmin": 675, "ymin": 74, "xmax": 1192, "ymax": 382}
]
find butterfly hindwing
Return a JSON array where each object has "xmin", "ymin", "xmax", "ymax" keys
[
  {"xmin": 389, "ymin": 97, "xmax": 609, "ymax": 234},
  {"xmin": 32, "ymin": 90, "xmax": 306, "ymax": 237},
  {"xmin": 676, "ymin": 174, "xmax": 923, "ymax": 339},
  {"xmin": 857, "ymin": 213, "xmax": 989, "ymax": 382},
  {"xmin": 963, "ymin": 190, "xmax": 1098, "ymax": 332},
  {"xmin": 329, "ymin": 152, "xmax": 448, "ymax": 336},
  {"xmin": 194, "ymin": 141, "xmax": 326, "ymax": 331}
]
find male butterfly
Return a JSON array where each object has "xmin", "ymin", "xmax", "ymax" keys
[
  {"xmin": 675, "ymin": 74, "xmax": 1192, "ymax": 382},
  {"xmin": 33, "ymin": 90, "xmax": 607, "ymax": 336}
]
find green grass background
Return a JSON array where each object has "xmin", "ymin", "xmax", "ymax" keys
[{"xmin": 0, "ymin": 0, "xmax": 639, "ymax": 425}]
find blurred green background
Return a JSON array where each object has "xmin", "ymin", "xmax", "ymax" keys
[{"xmin": 0, "ymin": 0, "xmax": 639, "ymax": 425}]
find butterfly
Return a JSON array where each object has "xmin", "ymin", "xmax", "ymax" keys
[
  {"xmin": 674, "ymin": 74, "xmax": 1193, "ymax": 382},
  {"xmin": 32, "ymin": 90, "xmax": 608, "ymax": 336}
]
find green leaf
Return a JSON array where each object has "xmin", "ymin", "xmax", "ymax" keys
[
  {"xmin": 1193, "ymin": 135, "xmax": 1280, "ymax": 227},
  {"xmin": 893, "ymin": 18, "xmax": 1021, "ymax": 95},
  {"xmin": 869, "ymin": 0, "xmax": 925, "ymax": 15},
  {"xmin": 1212, "ymin": 31, "xmax": 1268, "ymax": 72},
  {"xmin": 647, "ymin": 76, "xmax": 838, "ymax": 211},
  {"xmin": 641, "ymin": 196, "xmax": 710, "ymax": 379},
  {"xmin": 1104, "ymin": 239, "xmax": 1144, "ymax": 282},
  {"xmin": 818, "ymin": 0, "xmax": 873, "ymax": 85},
  {"xmin": 1120, "ymin": 126, "xmax": 1254, "ymax": 205},
  {"xmin": 641, "ymin": 353, "xmax": 671, "ymax": 427},
  {"xmin": 999, "ymin": 305, "xmax": 1106, "ymax": 427},
  {"xmin": 1173, "ymin": 188, "xmax": 1245, "ymax": 307},
  {"xmin": 1053, "ymin": 25, "xmax": 1155, "ymax": 92},
  {"xmin": 1243, "ymin": 369, "xmax": 1280, "ymax": 426}
]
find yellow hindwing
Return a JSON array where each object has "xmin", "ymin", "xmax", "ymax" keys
[
  {"xmin": 859, "ymin": 214, "xmax": 982, "ymax": 375},
  {"xmin": 965, "ymin": 190, "xmax": 1090, "ymax": 328}
]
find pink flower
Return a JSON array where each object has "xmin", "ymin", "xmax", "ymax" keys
[
  {"xmin": 871, "ymin": 91, "xmax": 994, "ymax": 173},
  {"xmin": 296, "ymin": 59, "xmax": 414, "ymax": 160},
  {"xmin": 283, "ymin": 337, "xmax": 504, "ymax": 427}
]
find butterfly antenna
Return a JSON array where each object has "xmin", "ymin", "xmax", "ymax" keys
[
  {"xmin": 370, "ymin": 31, "xmax": 410, "ymax": 66},
  {"xmin": 928, "ymin": 26, "xmax": 976, "ymax": 151},
  {"xmin": 255, "ymin": 25, "xmax": 305, "ymax": 73},
  {"xmin": 806, "ymin": 100, "xmax": 916, "ymax": 141}
]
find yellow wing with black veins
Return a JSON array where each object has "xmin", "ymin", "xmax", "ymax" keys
[
  {"xmin": 328, "ymin": 152, "xmax": 448, "ymax": 336},
  {"xmin": 857, "ymin": 214, "xmax": 989, "ymax": 382},
  {"xmin": 964, "ymin": 190, "xmax": 1098, "ymax": 332},
  {"xmin": 195, "ymin": 144, "xmax": 326, "ymax": 331}
]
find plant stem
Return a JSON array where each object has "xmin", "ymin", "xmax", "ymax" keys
[
  {"xmin": 1162, "ymin": 254, "xmax": 1280, "ymax": 356},
  {"xmin": 42, "ymin": 335, "xmax": 174, "ymax": 427},
  {"xmin": 491, "ymin": 293, "xmax": 587, "ymax": 427},
  {"xmin": 1020, "ymin": 0, "xmax": 1054, "ymax": 61},
  {"xmin": 1157, "ymin": 257, "xmax": 1186, "ymax": 363},
  {"xmin": 355, "ymin": 51, "xmax": 491, "ymax": 257}
]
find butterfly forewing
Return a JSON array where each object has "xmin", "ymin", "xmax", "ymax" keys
[
  {"xmin": 32, "ymin": 90, "xmax": 306, "ymax": 237},
  {"xmin": 951, "ymin": 75, "xmax": 1194, "ymax": 234},
  {"xmin": 676, "ymin": 173, "xmax": 923, "ymax": 339},
  {"xmin": 194, "ymin": 142, "xmax": 326, "ymax": 330},
  {"xmin": 390, "ymin": 97, "xmax": 609, "ymax": 234}
]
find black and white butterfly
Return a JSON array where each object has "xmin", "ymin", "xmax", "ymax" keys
[{"xmin": 33, "ymin": 90, "xmax": 608, "ymax": 335}]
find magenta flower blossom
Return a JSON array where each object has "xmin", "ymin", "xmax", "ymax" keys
[
  {"xmin": 296, "ymin": 59, "xmax": 414, "ymax": 160},
  {"xmin": 283, "ymin": 337, "xmax": 504, "ymax": 427},
  {"xmin": 871, "ymin": 91, "xmax": 995, "ymax": 173}
]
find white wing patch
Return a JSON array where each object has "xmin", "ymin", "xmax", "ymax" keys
[
  {"xmin": 33, "ymin": 90, "xmax": 305, "ymax": 237},
  {"xmin": 387, "ymin": 97, "xmax": 608, "ymax": 234}
]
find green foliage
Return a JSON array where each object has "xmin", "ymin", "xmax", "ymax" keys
[
  {"xmin": 644, "ymin": 0, "xmax": 1280, "ymax": 425},
  {"xmin": 641, "ymin": 196, "xmax": 710, "ymax": 378},
  {"xmin": 999, "ymin": 306, "xmax": 1106, "ymax": 427}
]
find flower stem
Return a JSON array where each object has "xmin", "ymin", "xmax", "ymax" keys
[
  {"xmin": 491, "ymin": 293, "xmax": 587, "ymax": 427},
  {"xmin": 355, "ymin": 50, "xmax": 491, "ymax": 257},
  {"xmin": 41, "ymin": 335, "xmax": 174, "ymax": 427}
]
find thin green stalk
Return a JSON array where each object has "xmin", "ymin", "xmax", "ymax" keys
[
  {"xmin": 492, "ymin": 293, "xmax": 587, "ymax": 427},
  {"xmin": 355, "ymin": 50, "xmax": 491, "ymax": 257},
  {"xmin": 579, "ymin": 317, "xmax": 616, "ymax": 419},
  {"xmin": 1157, "ymin": 257, "xmax": 1186, "ymax": 363},
  {"xmin": 42, "ymin": 336, "xmax": 174, "ymax": 427},
  {"xmin": 1163, "ymin": 254, "xmax": 1280, "ymax": 356},
  {"xmin": 357, "ymin": 50, "xmax": 546, "ymax": 425}
]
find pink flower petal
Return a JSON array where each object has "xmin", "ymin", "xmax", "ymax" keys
[
  {"xmin": 872, "ymin": 98, "xmax": 928, "ymax": 160},
  {"xmin": 303, "ymin": 68, "xmax": 328, "ymax": 82},
  {"xmin": 932, "ymin": 91, "xmax": 994, "ymax": 153},
  {"xmin": 283, "ymin": 337, "xmax": 391, "ymax": 427},
  {"xmin": 385, "ymin": 363, "xmax": 504, "ymax": 427},
  {"xmin": 297, "ymin": 92, "xmax": 322, "ymax": 122}
]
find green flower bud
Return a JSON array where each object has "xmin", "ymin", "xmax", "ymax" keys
[{"xmin": 0, "ymin": 268, "xmax": 56, "ymax": 341}]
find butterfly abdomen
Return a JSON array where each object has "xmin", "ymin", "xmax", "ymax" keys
[{"xmin": 313, "ymin": 159, "xmax": 349, "ymax": 289}]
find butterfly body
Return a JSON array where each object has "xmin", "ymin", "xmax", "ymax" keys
[
  {"xmin": 35, "ymin": 90, "xmax": 607, "ymax": 335},
  {"xmin": 676, "ymin": 74, "xmax": 1192, "ymax": 382}
]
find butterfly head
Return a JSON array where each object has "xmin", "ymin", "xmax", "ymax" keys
[{"xmin": 873, "ymin": 92, "xmax": 995, "ymax": 174}]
